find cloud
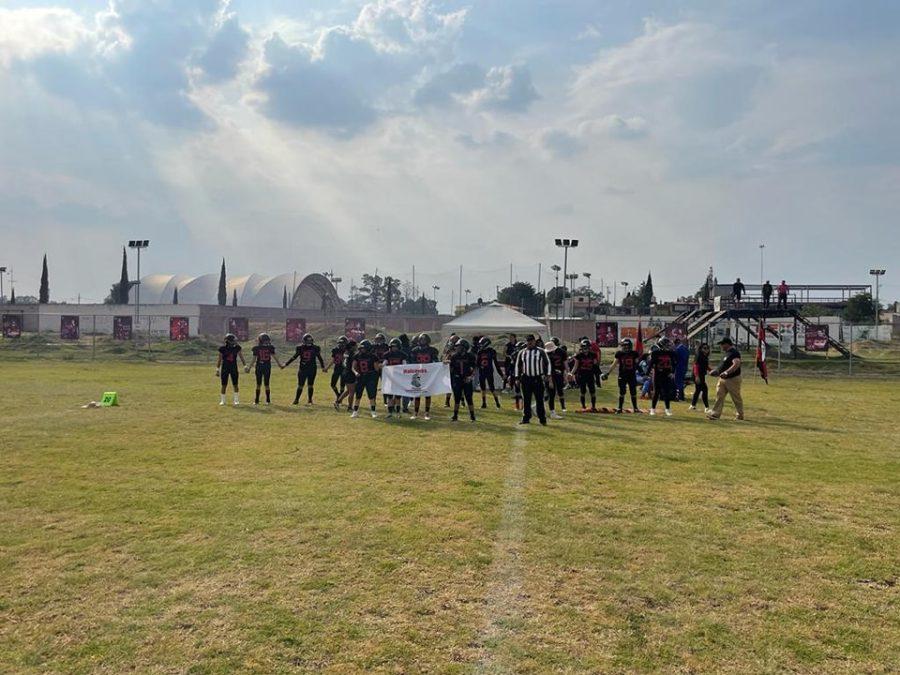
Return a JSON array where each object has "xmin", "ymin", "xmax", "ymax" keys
[
  {"xmin": 414, "ymin": 62, "xmax": 485, "ymax": 107},
  {"xmin": 580, "ymin": 114, "xmax": 648, "ymax": 139},
  {"xmin": 196, "ymin": 15, "xmax": 250, "ymax": 83},
  {"xmin": 471, "ymin": 64, "xmax": 540, "ymax": 112},
  {"xmin": 2, "ymin": 1, "xmax": 252, "ymax": 129},
  {"xmin": 540, "ymin": 128, "xmax": 584, "ymax": 158},
  {"xmin": 253, "ymin": 33, "xmax": 376, "ymax": 136}
]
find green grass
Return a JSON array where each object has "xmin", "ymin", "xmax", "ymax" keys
[{"xmin": 1, "ymin": 361, "xmax": 898, "ymax": 673}]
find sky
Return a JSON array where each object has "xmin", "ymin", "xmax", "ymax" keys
[{"xmin": 1, "ymin": 0, "xmax": 898, "ymax": 310}]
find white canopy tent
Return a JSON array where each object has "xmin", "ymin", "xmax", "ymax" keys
[{"xmin": 441, "ymin": 302, "xmax": 550, "ymax": 340}]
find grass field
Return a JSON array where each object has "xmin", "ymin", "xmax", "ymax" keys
[{"xmin": 1, "ymin": 361, "xmax": 899, "ymax": 673}]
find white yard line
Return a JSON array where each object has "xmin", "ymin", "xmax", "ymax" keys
[{"xmin": 476, "ymin": 429, "xmax": 528, "ymax": 673}]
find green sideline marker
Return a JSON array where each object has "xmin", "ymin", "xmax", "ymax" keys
[{"xmin": 100, "ymin": 392, "xmax": 119, "ymax": 407}]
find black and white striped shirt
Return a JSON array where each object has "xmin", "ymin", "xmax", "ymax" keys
[{"xmin": 515, "ymin": 346, "xmax": 551, "ymax": 377}]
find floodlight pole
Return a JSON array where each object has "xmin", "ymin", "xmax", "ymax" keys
[
  {"xmin": 0, "ymin": 266, "xmax": 6, "ymax": 302},
  {"xmin": 759, "ymin": 243, "xmax": 765, "ymax": 285},
  {"xmin": 555, "ymin": 238, "xmax": 579, "ymax": 341},
  {"xmin": 128, "ymin": 240, "xmax": 150, "ymax": 333},
  {"xmin": 869, "ymin": 269, "xmax": 885, "ymax": 328}
]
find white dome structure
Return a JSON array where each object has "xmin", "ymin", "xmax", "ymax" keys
[{"xmin": 128, "ymin": 273, "xmax": 341, "ymax": 309}]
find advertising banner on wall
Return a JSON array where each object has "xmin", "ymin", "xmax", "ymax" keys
[
  {"xmin": 228, "ymin": 317, "xmax": 249, "ymax": 341},
  {"xmin": 113, "ymin": 316, "xmax": 132, "ymax": 340},
  {"xmin": 2, "ymin": 314, "xmax": 22, "ymax": 338},
  {"xmin": 345, "ymin": 317, "xmax": 366, "ymax": 341},
  {"xmin": 805, "ymin": 324, "xmax": 829, "ymax": 352},
  {"xmin": 595, "ymin": 321, "xmax": 619, "ymax": 347},
  {"xmin": 285, "ymin": 318, "xmax": 307, "ymax": 343},
  {"xmin": 60, "ymin": 315, "xmax": 80, "ymax": 340},
  {"xmin": 169, "ymin": 316, "xmax": 190, "ymax": 341}
]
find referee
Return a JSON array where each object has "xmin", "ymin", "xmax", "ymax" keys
[{"xmin": 514, "ymin": 333, "xmax": 551, "ymax": 425}]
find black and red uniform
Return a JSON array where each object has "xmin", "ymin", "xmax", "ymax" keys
[
  {"xmin": 411, "ymin": 345, "xmax": 439, "ymax": 365},
  {"xmin": 614, "ymin": 348, "xmax": 641, "ymax": 410},
  {"xmin": 382, "ymin": 349, "xmax": 406, "ymax": 367},
  {"xmin": 503, "ymin": 340, "xmax": 517, "ymax": 387},
  {"xmin": 218, "ymin": 344, "xmax": 241, "ymax": 386},
  {"xmin": 650, "ymin": 349, "xmax": 676, "ymax": 409},
  {"xmin": 572, "ymin": 350, "xmax": 599, "ymax": 402},
  {"xmin": 547, "ymin": 346, "xmax": 569, "ymax": 411},
  {"xmin": 289, "ymin": 344, "xmax": 323, "ymax": 385},
  {"xmin": 330, "ymin": 346, "xmax": 345, "ymax": 391},
  {"xmin": 251, "ymin": 343, "xmax": 276, "ymax": 388},
  {"xmin": 476, "ymin": 346, "xmax": 500, "ymax": 391},
  {"xmin": 352, "ymin": 351, "xmax": 380, "ymax": 399},
  {"xmin": 449, "ymin": 351, "xmax": 477, "ymax": 418}
]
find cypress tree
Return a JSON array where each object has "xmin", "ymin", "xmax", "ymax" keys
[
  {"xmin": 217, "ymin": 258, "xmax": 227, "ymax": 306},
  {"xmin": 641, "ymin": 271, "xmax": 654, "ymax": 309},
  {"xmin": 173, "ymin": 287, "xmax": 179, "ymax": 305},
  {"xmin": 39, "ymin": 254, "xmax": 49, "ymax": 304},
  {"xmin": 232, "ymin": 288, "xmax": 238, "ymax": 307},
  {"xmin": 118, "ymin": 247, "xmax": 130, "ymax": 303},
  {"xmin": 282, "ymin": 285, "xmax": 288, "ymax": 309},
  {"xmin": 10, "ymin": 287, "xmax": 16, "ymax": 305}
]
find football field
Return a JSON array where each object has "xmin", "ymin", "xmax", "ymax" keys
[{"xmin": 1, "ymin": 361, "xmax": 898, "ymax": 673}]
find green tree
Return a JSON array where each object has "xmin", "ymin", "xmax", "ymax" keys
[
  {"xmin": 498, "ymin": 281, "xmax": 541, "ymax": 315},
  {"xmin": 384, "ymin": 276, "xmax": 401, "ymax": 313},
  {"xmin": 39, "ymin": 254, "xmax": 49, "ymax": 304},
  {"xmin": 696, "ymin": 267, "xmax": 715, "ymax": 301},
  {"xmin": 282, "ymin": 286, "xmax": 288, "ymax": 309},
  {"xmin": 844, "ymin": 292, "xmax": 877, "ymax": 323},
  {"xmin": 105, "ymin": 247, "xmax": 132, "ymax": 304},
  {"xmin": 217, "ymin": 259, "xmax": 227, "ymax": 306},
  {"xmin": 545, "ymin": 285, "xmax": 570, "ymax": 307},
  {"xmin": 399, "ymin": 294, "xmax": 437, "ymax": 315},
  {"xmin": 9, "ymin": 287, "xmax": 15, "ymax": 305},
  {"xmin": 640, "ymin": 272, "xmax": 654, "ymax": 309},
  {"xmin": 358, "ymin": 273, "xmax": 384, "ymax": 309},
  {"xmin": 232, "ymin": 288, "xmax": 238, "ymax": 307},
  {"xmin": 173, "ymin": 287, "xmax": 179, "ymax": 305}
]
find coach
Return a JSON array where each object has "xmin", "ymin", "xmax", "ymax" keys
[
  {"xmin": 514, "ymin": 334, "xmax": 551, "ymax": 425},
  {"xmin": 707, "ymin": 337, "xmax": 744, "ymax": 420}
]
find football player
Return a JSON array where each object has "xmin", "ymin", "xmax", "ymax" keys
[
  {"xmin": 569, "ymin": 339, "xmax": 600, "ymax": 411},
  {"xmin": 350, "ymin": 339, "xmax": 380, "ymax": 418},
  {"xmin": 474, "ymin": 337, "xmax": 502, "ymax": 408},
  {"xmin": 649, "ymin": 337, "xmax": 676, "ymax": 416},
  {"xmin": 604, "ymin": 338, "xmax": 641, "ymax": 413},
  {"xmin": 381, "ymin": 337, "xmax": 407, "ymax": 418},
  {"xmin": 545, "ymin": 337, "xmax": 569, "ymax": 419},
  {"xmin": 283, "ymin": 333, "xmax": 326, "ymax": 405},
  {"xmin": 410, "ymin": 333, "xmax": 439, "ymax": 420},
  {"xmin": 447, "ymin": 339, "xmax": 477, "ymax": 421},
  {"xmin": 215, "ymin": 333, "xmax": 246, "ymax": 405},
  {"xmin": 244, "ymin": 332, "xmax": 284, "ymax": 405}
]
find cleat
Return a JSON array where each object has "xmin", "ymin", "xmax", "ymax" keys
[
  {"xmin": 496, "ymin": 400, "xmax": 501, "ymax": 408},
  {"xmin": 333, "ymin": 401, "xmax": 340, "ymax": 411},
  {"xmin": 409, "ymin": 413, "xmax": 417, "ymax": 420},
  {"xmin": 649, "ymin": 408, "xmax": 656, "ymax": 416},
  {"xmin": 550, "ymin": 411, "xmax": 562, "ymax": 420},
  {"xmin": 350, "ymin": 410, "xmax": 359, "ymax": 418},
  {"xmin": 424, "ymin": 413, "xmax": 431, "ymax": 420},
  {"xmin": 371, "ymin": 412, "xmax": 378, "ymax": 419},
  {"xmin": 665, "ymin": 409, "xmax": 673, "ymax": 417},
  {"xmin": 450, "ymin": 415, "xmax": 458, "ymax": 422},
  {"xmin": 219, "ymin": 401, "xmax": 225, "ymax": 406},
  {"xmin": 704, "ymin": 408, "xmax": 712, "ymax": 414},
  {"xmin": 615, "ymin": 408, "xmax": 622, "ymax": 414},
  {"xmin": 688, "ymin": 405, "xmax": 696, "ymax": 411}
]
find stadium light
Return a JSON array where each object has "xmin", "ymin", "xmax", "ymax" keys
[
  {"xmin": 550, "ymin": 264, "xmax": 562, "ymax": 319},
  {"xmin": 432, "ymin": 284, "xmax": 440, "ymax": 303},
  {"xmin": 128, "ymin": 240, "xmax": 150, "ymax": 327},
  {"xmin": 870, "ymin": 269, "xmax": 885, "ymax": 326},
  {"xmin": 583, "ymin": 272, "xmax": 592, "ymax": 313},
  {"xmin": 555, "ymin": 238, "xmax": 578, "ymax": 338}
]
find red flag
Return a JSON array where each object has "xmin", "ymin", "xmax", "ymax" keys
[
  {"xmin": 636, "ymin": 320, "xmax": 644, "ymax": 355},
  {"xmin": 756, "ymin": 320, "xmax": 769, "ymax": 383}
]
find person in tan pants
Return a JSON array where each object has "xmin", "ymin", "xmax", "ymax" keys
[{"xmin": 707, "ymin": 337, "xmax": 744, "ymax": 420}]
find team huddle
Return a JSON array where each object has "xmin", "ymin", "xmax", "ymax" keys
[{"xmin": 214, "ymin": 329, "xmax": 746, "ymax": 423}]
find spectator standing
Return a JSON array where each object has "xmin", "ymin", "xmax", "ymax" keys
[
  {"xmin": 731, "ymin": 278, "xmax": 746, "ymax": 306},
  {"xmin": 707, "ymin": 337, "xmax": 744, "ymax": 421},
  {"xmin": 762, "ymin": 280, "xmax": 773, "ymax": 308},
  {"xmin": 673, "ymin": 338, "xmax": 690, "ymax": 401},
  {"xmin": 514, "ymin": 334, "xmax": 551, "ymax": 425},
  {"xmin": 777, "ymin": 280, "xmax": 789, "ymax": 310}
]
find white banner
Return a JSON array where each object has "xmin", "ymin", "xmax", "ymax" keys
[{"xmin": 382, "ymin": 362, "xmax": 452, "ymax": 397}]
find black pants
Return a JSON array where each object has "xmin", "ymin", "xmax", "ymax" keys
[
  {"xmin": 576, "ymin": 373, "xmax": 596, "ymax": 406},
  {"xmin": 330, "ymin": 366, "xmax": 343, "ymax": 391},
  {"xmin": 255, "ymin": 364, "xmax": 271, "ymax": 388},
  {"xmin": 452, "ymin": 378, "xmax": 475, "ymax": 409},
  {"xmin": 520, "ymin": 376, "xmax": 546, "ymax": 423},
  {"xmin": 762, "ymin": 295, "xmax": 771, "ymax": 308},
  {"xmin": 356, "ymin": 374, "xmax": 378, "ymax": 400},
  {"xmin": 777, "ymin": 294, "xmax": 788, "ymax": 310},
  {"xmin": 652, "ymin": 374, "xmax": 674, "ymax": 409},
  {"xmin": 547, "ymin": 371, "xmax": 566, "ymax": 411},
  {"xmin": 692, "ymin": 375, "xmax": 709, "ymax": 408},
  {"xmin": 478, "ymin": 367, "xmax": 496, "ymax": 392},
  {"xmin": 220, "ymin": 366, "xmax": 238, "ymax": 387},
  {"xmin": 297, "ymin": 367, "xmax": 317, "ymax": 388},
  {"xmin": 618, "ymin": 375, "xmax": 637, "ymax": 409}
]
